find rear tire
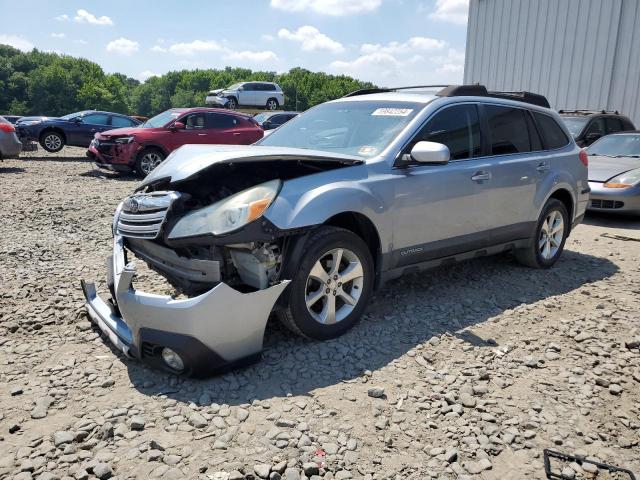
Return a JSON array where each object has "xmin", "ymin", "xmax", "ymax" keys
[
  {"xmin": 277, "ymin": 226, "xmax": 374, "ymax": 340},
  {"xmin": 40, "ymin": 131, "xmax": 65, "ymax": 153},
  {"xmin": 135, "ymin": 148, "xmax": 165, "ymax": 177},
  {"xmin": 515, "ymin": 199, "xmax": 569, "ymax": 268},
  {"xmin": 266, "ymin": 98, "xmax": 279, "ymax": 110}
]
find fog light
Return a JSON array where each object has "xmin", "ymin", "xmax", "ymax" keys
[{"xmin": 161, "ymin": 348, "xmax": 184, "ymax": 372}]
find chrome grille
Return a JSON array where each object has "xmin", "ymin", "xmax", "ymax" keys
[{"xmin": 116, "ymin": 191, "xmax": 180, "ymax": 239}]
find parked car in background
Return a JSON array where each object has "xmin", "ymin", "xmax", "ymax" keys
[
  {"xmin": 82, "ymin": 84, "xmax": 589, "ymax": 376},
  {"xmin": 87, "ymin": 107, "xmax": 264, "ymax": 177},
  {"xmin": 206, "ymin": 82, "xmax": 285, "ymax": 110},
  {"xmin": 253, "ymin": 111, "xmax": 299, "ymax": 130},
  {"xmin": 16, "ymin": 110, "xmax": 141, "ymax": 153},
  {"xmin": 0, "ymin": 116, "xmax": 22, "ymax": 160},
  {"xmin": 559, "ymin": 110, "xmax": 635, "ymax": 147},
  {"xmin": 586, "ymin": 131, "xmax": 640, "ymax": 215},
  {"xmin": 1, "ymin": 115, "xmax": 23, "ymax": 124}
]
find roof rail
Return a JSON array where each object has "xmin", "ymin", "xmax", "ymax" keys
[
  {"xmin": 344, "ymin": 84, "xmax": 550, "ymax": 108},
  {"xmin": 558, "ymin": 109, "xmax": 620, "ymax": 115}
]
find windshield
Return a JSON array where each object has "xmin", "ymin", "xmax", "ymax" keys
[
  {"xmin": 227, "ymin": 83, "xmax": 243, "ymax": 90},
  {"xmin": 587, "ymin": 134, "xmax": 640, "ymax": 157},
  {"xmin": 561, "ymin": 116, "xmax": 589, "ymax": 137},
  {"xmin": 258, "ymin": 100, "xmax": 423, "ymax": 157},
  {"xmin": 142, "ymin": 110, "xmax": 182, "ymax": 128},
  {"xmin": 60, "ymin": 111, "xmax": 86, "ymax": 120},
  {"xmin": 253, "ymin": 113, "xmax": 270, "ymax": 123}
]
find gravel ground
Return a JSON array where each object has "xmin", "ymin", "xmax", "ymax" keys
[{"xmin": 1, "ymin": 149, "xmax": 639, "ymax": 480}]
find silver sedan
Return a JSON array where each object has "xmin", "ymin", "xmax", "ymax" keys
[{"xmin": 587, "ymin": 132, "xmax": 640, "ymax": 215}]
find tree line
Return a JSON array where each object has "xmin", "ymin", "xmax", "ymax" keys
[{"xmin": 0, "ymin": 44, "xmax": 375, "ymax": 117}]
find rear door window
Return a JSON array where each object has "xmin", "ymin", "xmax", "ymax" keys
[
  {"xmin": 585, "ymin": 118, "xmax": 606, "ymax": 137},
  {"xmin": 111, "ymin": 116, "xmax": 135, "ymax": 128},
  {"xmin": 414, "ymin": 104, "xmax": 482, "ymax": 160},
  {"xmin": 605, "ymin": 117, "xmax": 623, "ymax": 134},
  {"xmin": 533, "ymin": 112, "xmax": 570, "ymax": 149},
  {"xmin": 206, "ymin": 113, "xmax": 239, "ymax": 129},
  {"xmin": 485, "ymin": 105, "xmax": 531, "ymax": 155}
]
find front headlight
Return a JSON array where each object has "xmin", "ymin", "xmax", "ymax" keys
[
  {"xmin": 168, "ymin": 179, "xmax": 281, "ymax": 239},
  {"xmin": 603, "ymin": 168, "xmax": 640, "ymax": 188},
  {"xmin": 114, "ymin": 136, "xmax": 135, "ymax": 144}
]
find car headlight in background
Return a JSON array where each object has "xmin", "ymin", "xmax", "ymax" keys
[
  {"xmin": 114, "ymin": 136, "xmax": 135, "ymax": 144},
  {"xmin": 603, "ymin": 168, "xmax": 640, "ymax": 188},
  {"xmin": 168, "ymin": 179, "xmax": 281, "ymax": 239},
  {"xmin": 18, "ymin": 120, "xmax": 42, "ymax": 126}
]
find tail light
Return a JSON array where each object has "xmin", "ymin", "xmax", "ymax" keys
[
  {"xmin": 579, "ymin": 149, "xmax": 588, "ymax": 167},
  {"xmin": 0, "ymin": 123, "xmax": 16, "ymax": 133}
]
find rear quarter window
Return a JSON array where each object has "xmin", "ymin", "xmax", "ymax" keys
[{"xmin": 533, "ymin": 112, "xmax": 570, "ymax": 150}]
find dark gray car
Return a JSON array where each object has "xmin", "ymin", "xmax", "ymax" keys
[
  {"xmin": 0, "ymin": 116, "xmax": 22, "ymax": 160},
  {"xmin": 83, "ymin": 85, "xmax": 589, "ymax": 376}
]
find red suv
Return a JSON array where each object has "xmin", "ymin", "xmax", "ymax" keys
[{"xmin": 87, "ymin": 108, "xmax": 263, "ymax": 176}]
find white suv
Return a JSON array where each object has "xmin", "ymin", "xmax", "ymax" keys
[{"xmin": 206, "ymin": 82, "xmax": 285, "ymax": 110}]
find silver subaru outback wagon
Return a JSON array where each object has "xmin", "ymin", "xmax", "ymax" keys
[{"xmin": 82, "ymin": 85, "xmax": 589, "ymax": 377}]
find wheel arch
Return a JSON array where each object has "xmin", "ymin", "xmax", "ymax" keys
[
  {"xmin": 546, "ymin": 187, "xmax": 575, "ymax": 233},
  {"xmin": 39, "ymin": 127, "xmax": 66, "ymax": 144},
  {"xmin": 322, "ymin": 211, "xmax": 383, "ymax": 285},
  {"xmin": 138, "ymin": 143, "xmax": 169, "ymax": 158}
]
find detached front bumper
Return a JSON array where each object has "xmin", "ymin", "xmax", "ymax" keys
[{"xmin": 81, "ymin": 235, "xmax": 289, "ymax": 377}]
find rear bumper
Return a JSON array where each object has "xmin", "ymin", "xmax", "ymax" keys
[
  {"xmin": 0, "ymin": 135, "xmax": 22, "ymax": 159},
  {"xmin": 81, "ymin": 235, "xmax": 289, "ymax": 377},
  {"xmin": 587, "ymin": 182, "xmax": 640, "ymax": 215}
]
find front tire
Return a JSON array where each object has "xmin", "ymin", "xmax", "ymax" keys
[
  {"xmin": 40, "ymin": 131, "xmax": 65, "ymax": 153},
  {"xmin": 227, "ymin": 97, "xmax": 238, "ymax": 109},
  {"xmin": 516, "ymin": 199, "xmax": 569, "ymax": 268},
  {"xmin": 278, "ymin": 226, "xmax": 374, "ymax": 340},
  {"xmin": 135, "ymin": 148, "xmax": 165, "ymax": 177}
]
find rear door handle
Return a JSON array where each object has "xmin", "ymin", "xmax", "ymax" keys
[
  {"xmin": 471, "ymin": 171, "xmax": 491, "ymax": 182},
  {"xmin": 233, "ymin": 132, "xmax": 242, "ymax": 136},
  {"xmin": 197, "ymin": 133, "xmax": 207, "ymax": 136},
  {"xmin": 536, "ymin": 163, "xmax": 551, "ymax": 172}
]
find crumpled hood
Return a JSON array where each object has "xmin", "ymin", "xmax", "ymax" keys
[
  {"xmin": 208, "ymin": 89, "xmax": 224, "ymax": 95},
  {"xmin": 588, "ymin": 155, "xmax": 640, "ymax": 182},
  {"xmin": 139, "ymin": 144, "xmax": 364, "ymax": 188},
  {"xmin": 98, "ymin": 126, "xmax": 151, "ymax": 138}
]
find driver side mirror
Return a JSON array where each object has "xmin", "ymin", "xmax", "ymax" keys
[
  {"xmin": 73, "ymin": 117, "xmax": 82, "ymax": 123},
  {"xmin": 585, "ymin": 132, "xmax": 601, "ymax": 143},
  {"xmin": 410, "ymin": 141, "xmax": 450, "ymax": 164},
  {"xmin": 170, "ymin": 121, "xmax": 185, "ymax": 131},
  {"xmin": 237, "ymin": 86, "xmax": 244, "ymax": 91}
]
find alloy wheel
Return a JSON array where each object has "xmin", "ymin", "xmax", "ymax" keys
[
  {"xmin": 538, "ymin": 210, "xmax": 564, "ymax": 260},
  {"xmin": 267, "ymin": 100, "xmax": 277, "ymax": 110},
  {"xmin": 140, "ymin": 152, "xmax": 163, "ymax": 175},
  {"xmin": 305, "ymin": 248, "xmax": 364, "ymax": 325},
  {"xmin": 44, "ymin": 134, "xmax": 62, "ymax": 151}
]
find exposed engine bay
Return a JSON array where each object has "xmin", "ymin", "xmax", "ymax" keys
[{"xmin": 118, "ymin": 158, "xmax": 355, "ymax": 297}]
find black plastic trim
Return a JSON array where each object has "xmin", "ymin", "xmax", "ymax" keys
[{"xmin": 137, "ymin": 328, "xmax": 262, "ymax": 378}]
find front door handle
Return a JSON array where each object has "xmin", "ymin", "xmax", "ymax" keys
[
  {"xmin": 536, "ymin": 163, "xmax": 551, "ymax": 172},
  {"xmin": 233, "ymin": 132, "xmax": 242, "ymax": 136},
  {"xmin": 471, "ymin": 171, "xmax": 491, "ymax": 182},
  {"xmin": 197, "ymin": 133, "xmax": 207, "ymax": 136}
]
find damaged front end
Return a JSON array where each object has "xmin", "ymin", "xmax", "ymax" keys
[{"xmin": 82, "ymin": 146, "xmax": 362, "ymax": 376}]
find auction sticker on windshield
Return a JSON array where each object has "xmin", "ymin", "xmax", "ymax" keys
[{"xmin": 372, "ymin": 108, "xmax": 414, "ymax": 116}]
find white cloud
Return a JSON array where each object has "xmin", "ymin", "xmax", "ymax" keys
[
  {"xmin": 431, "ymin": 48, "xmax": 465, "ymax": 75},
  {"xmin": 331, "ymin": 52, "xmax": 401, "ymax": 82},
  {"xmin": 51, "ymin": 33, "xmax": 66, "ymax": 39},
  {"xmin": 271, "ymin": 0, "xmax": 381, "ymax": 16},
  {"xmin": 361, "ymin": 36, "xmax": 446, "ymax": 55},
  {"xmin": 262, "ymin": 34, "xmax": 275, "ymax": 42},
  {"xmin": 0, "ymin": 34, "xmax": 34, "ymax": 52},
  {"xmin": 138, "ymin": 70, "xmax": 159, "ymax": 82},
  {"xmin": 150, "ymin": 45, "xmax": 167, "ymax": 53},
  {"xmin": 167, "ymin": 40, "xmax": 222, "ymax": 56},
  {"xmin": 55, "ymin": 14, "xmax": 69, "ymax": 21},
  {"xmin": 429, "ymin": 0, "xmax": 469, "ymax": 25},
  {"xmin": 74, "ymin": 9, "xmax": 113, "ymax": 26},
  {"xmin": 278, "ymin": 26, "xmax": 344, "ymax": 53},
  {"xmin": 106, "ymin": 37, "xmax": 139, "ymax": 56},
  {"xmin": 223, "ymin": 50, "xmax": 279, "ymax": 63},
  {"xmin": 74, "ymin": 39, "xmax": 88, "ymax": 45}
]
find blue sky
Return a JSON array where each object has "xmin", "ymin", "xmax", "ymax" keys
[{"xmin": 0, "ymin": 0, "xmax": 469, "ymax": 86}]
